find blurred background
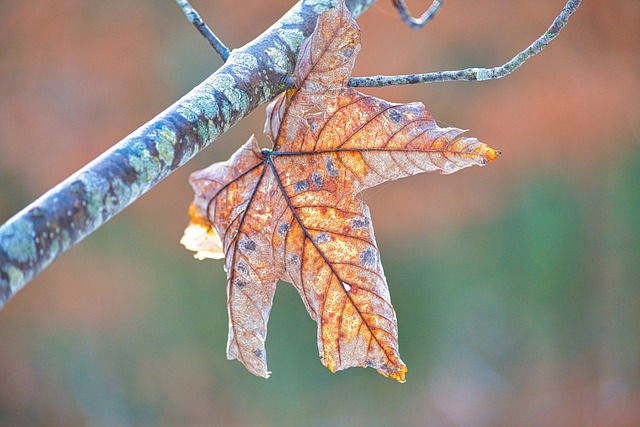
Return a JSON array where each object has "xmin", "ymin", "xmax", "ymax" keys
[{"xmin": 1, "ymin": 0, "xmax": 639, "ymax": 425}]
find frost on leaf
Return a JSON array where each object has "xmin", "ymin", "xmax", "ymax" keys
[{"xmin": 181, "ymin": 0, "xmax": 499, "ymax": 383}]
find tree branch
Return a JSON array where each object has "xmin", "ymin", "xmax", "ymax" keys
[
  {"xmin": 0, "ymin": 0, "xmax": 378, "ymax": 309},
  {"xmin": 350, "ymin": 0, "xmax": 581, "ymax": 87},
  {"xmin": 176, "ymin": 0, "xmax": 231, "ymax": 62},
  {"xmin": 392, "ymin": 0, "xmax": 443, "ymax": 30}
]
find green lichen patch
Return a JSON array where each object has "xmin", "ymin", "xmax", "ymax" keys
[
  {"xmin": 60, "ymin": 229, "xmax": 71, "ymax": 251},
  {"xmin": 78, "ymin": 174, "xmax": 110, "ymax": 220},
  {"xmin": 177, "ymin": 84, "xmax": 220, "ymax": 123},
  {"xmin": 285, "ymin": 13, "xmax": 305, "ymax": 25},
  {"xmin": 154, "ymin": 126, "xmax": 177, "ymax": 165},
  {"xmin": 278, "ymin": 29, "xmax": 306, "ymax": 51},
  {"xmin": 128, "ymin": 140, "xmax": 162, "ymax": 185},
  {"xmin": 176, "ymin": 103, "xmax": 201, "ymax": 123},
  {"xmin": 86, "ymin": 186, "xmax": 104, "ymax": 219},
  {"xmin": 195, "ymin": 119, "xmax": 214, "ymax": 145},
  {"xmin": 265, "ymin": 46, "xmax": 291, "ymax": 74},
  {"xmin": 346, "ymin": 0, "xmax": 373, "ymax": 18},
  {"xmin": 231, "ymin": 52, "xmax": 259, "ymax": 74},
  {"xmin": 211, "ymin": 74, "xmax": 249, "ymax": 112},
  {"xmin": 305, "ymin": 0, "xmax": 337, "ymax": 13},
  {"xmin": 105, "ymin": 176, "xmax": 129, "ymax": 211},
  {"xmin": 0, "ymin": 218, "xmax": 37, "ymax": 264},
  {"xmin": 6, "ymin": 265, "xmax": 24, "ymax": 294},
  {"xmin": 48, "ymin": 240, "xmax": 60, "ymax": 260}
]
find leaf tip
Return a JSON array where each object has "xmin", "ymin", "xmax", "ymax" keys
[
  {"xmin": 485, "ymin": 147, "xmax": 501, "ymax": 164},
  {"xmin": 461, "ymin": 138, "xmax": 502, "ymax": 167},
  {"xmin": 390, "ymin": 366, "xmax": 408, "ymax": 383},
  {"xmin": 379, "ymin": 356, "xmax": 408, "ymax": 383}
]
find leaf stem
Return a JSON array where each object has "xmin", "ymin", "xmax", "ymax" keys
[
  {"xmin": 349, "ymin": 0, "xmax": 581, "ymax": 87},
  {"xmin": 392, "ymin": 0, "xmax": 443, "ymax": 29},
  {"xmin": 176, "ymin": 0, "xmax": 231, "ymax": 62}
]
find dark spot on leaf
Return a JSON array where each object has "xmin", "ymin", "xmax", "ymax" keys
[
  {"xmin": 314, "ymin": 232, "xmax": 330, "ymax": 243},
  {"xmin": 288, "ymin": 253, "xmax": 300, "ymax": 266},
  {"xmin": 253, "ymin": 349, "xmax": 263, "ymax": 358},
  {"xmin": 307, "ymin": 117, "xmax": 321, "ymax": 134},
  {"xmin": 241, "ymin": 238, "xmax": 256, "ymax": 252},
  {"xmin": 325, "ymin": 155, "xmax": 339, "ymax": 178},
  {"xmin": 293, "ymin": 180, "xmax": 309, "ymax": 193},
  {"xmin": 359, "ymin": 246, "xmax": 378, "ymax": 268},
  {"xmin": 278, "ymin": 222, "xmax": 290, "ymax": 236},
  {"xmin": 341, "ymin": 46, "xmax": 356, "ymax": 60},
  {"xmin": 351, "ymin": 216, "xmax": 370, "ymax": 229},
  {"xmin": 236, "ymin": 260, "xmax": 249, "ymax": 275},
  {"xmin": 389, "ymin": 109, "xmax": 402, "ymax": 123},
  {"xmin": 311, "ymin": 171, "xmax": 324, "ymax": 189},
  {"xmin": 235, "ymin": 279, "xmax": 247, "ymax": 288}
]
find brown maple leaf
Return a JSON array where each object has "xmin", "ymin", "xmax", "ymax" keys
[{"xmin": 181, "ymin": 0, "xmax": 499, "ymax": 382}]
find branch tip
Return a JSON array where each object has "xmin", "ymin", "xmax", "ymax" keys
[{"xmin": 176, "ymin": 0, "xmax": 231, "ymax": 62}]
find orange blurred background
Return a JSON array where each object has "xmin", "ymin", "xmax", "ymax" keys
[{"xmin": 1, "ymin": 0, "xmax": 639, "ymax": 425}]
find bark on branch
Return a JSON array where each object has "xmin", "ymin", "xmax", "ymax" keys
[{"xmin": 0, "ymin": 0, "xmax": 376, "ymax": 308}]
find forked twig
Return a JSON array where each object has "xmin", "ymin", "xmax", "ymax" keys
[
  {"xmin": 176, "ymin": 0, "xmax": 231, "ymax": 61},
  {"xmin": 392, "ymin": 0, "xmax": 443, "ymax": 29},
  {"xmin": 351, "ymin": 0, "xmax": 582, "ymax": 87}
]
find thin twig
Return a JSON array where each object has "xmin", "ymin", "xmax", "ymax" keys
[
  {"xmin": 351, "ymin": 0, "xmax": 581, "ymax": 87},
  {"xmin": 392, "ymin": 0, "xmax": 443, "ymax": 29},
  {"xmin": 176, "ymin": 0, "xmax": 231, "ymax": 61}
]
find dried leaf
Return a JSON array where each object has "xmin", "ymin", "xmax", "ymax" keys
[{"xmin": 182, "ymin": 0, "xmax": 499, "ymax": 382}]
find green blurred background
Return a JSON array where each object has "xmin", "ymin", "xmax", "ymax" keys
[{"xmin": 1, "ymin": 0, "xmax": 639, "ymax": 425}]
